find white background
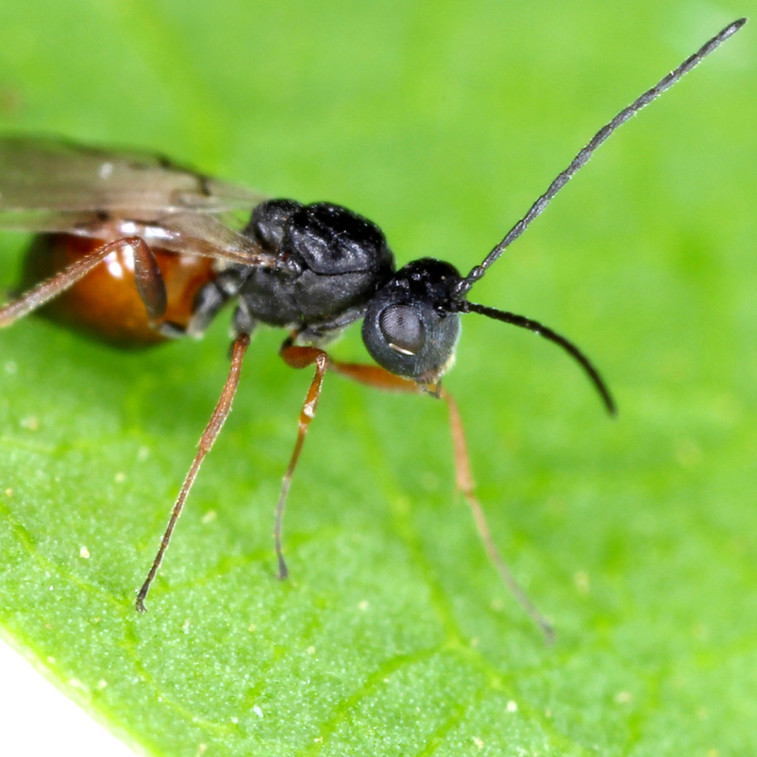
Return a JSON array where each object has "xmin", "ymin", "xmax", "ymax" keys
[{"xmin": 0, "ymin": 639, "xmax": 136, "ymax": 756}]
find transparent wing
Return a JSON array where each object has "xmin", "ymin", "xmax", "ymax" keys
[
  {"xmin": 0, "ymin": 136, "xmax": 267, "ymax": 232},
  {"xmin": 155, "ymin": 212, "xmax": 281, "ymax": 267}
]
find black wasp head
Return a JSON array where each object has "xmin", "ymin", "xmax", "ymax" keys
[{"xmin": 362, "ymin": 258, "xmax": 462, "ymax": 385}]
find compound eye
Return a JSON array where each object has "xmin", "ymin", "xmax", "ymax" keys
[{"xmin": 379, "ymin": 304, "xmax": 425, "ymax": 356}]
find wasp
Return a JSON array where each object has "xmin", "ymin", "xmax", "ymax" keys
[{"xmin": 0, "ymin": 19, "xmax": 744, "ymax": 640}]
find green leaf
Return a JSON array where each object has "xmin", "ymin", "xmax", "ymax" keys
[{"xmin": 1, "ymin": 2, "xmax": 755, "ymax": 755}]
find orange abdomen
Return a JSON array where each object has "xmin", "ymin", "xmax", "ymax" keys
[{"xmin": 22, "ymin": 234, "xmax": 216, "ymax": 346}]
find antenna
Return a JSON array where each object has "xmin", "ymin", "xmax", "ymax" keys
[
  {"xmin": 455, "ymin": 18, "xmax": 746, "ymax": 298},
  {"xmin": 457, "ymin": 300, "xmax": 617, "ymax": 413}
]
